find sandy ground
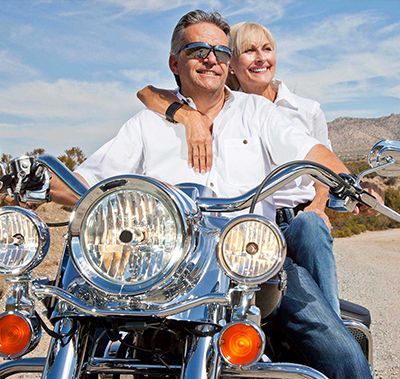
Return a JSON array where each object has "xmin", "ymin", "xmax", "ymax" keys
[{"xmin": 1, "ymin": 205, "xmax": 399, "ymax": 377}]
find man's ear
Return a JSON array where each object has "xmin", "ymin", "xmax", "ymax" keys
[{"xmin": 169, "ymin": 54, "xmax": 179, "ymax": 75}]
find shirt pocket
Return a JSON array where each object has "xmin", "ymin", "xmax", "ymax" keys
[{"xmin": 220, "ymin": 137, "xmax": 265, "ymax": 188}]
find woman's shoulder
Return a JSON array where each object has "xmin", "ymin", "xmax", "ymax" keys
[{"xmin": 277, "ymin": 81, "xmax": 322, "ymax": 116}]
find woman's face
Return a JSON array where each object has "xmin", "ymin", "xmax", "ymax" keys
[{"xmin": 230, "ymin": 38, "xmax": 276, "ymax": 95}]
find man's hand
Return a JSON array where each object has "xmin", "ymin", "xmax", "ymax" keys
[
  {"xmin": 303, "ymin": 181, "xmax": 332, "ymax": 229},
  {"xmin": 183, "ymin": 112, "xmax": 213, "ymax": 173},
  {"xmin": 303, "ymin": 204, "xmax": 332, "ymax": 230},
  {"xmin": 354, "ymin": 181, "xmax": 385, "ymax": 216}
]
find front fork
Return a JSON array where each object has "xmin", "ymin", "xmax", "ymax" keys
[
  {"xmin": 42, "ymin": 318, "xmax": 91, "ymax": 379},
  {"xmin": 180, "ymin": 333, "xmax": 221, "ymax": 379}
]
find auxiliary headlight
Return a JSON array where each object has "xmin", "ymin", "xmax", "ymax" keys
[
  {"xmin": 217, "ymin": 215, "xmax": 285, "ymax": 285},
  {"xmin": 0, "ymin": 207, "xmax": 50, "ymax": 276},
  {"xmin": 70, "ymin": 176, "xmax": 194, "ymax": 295}
]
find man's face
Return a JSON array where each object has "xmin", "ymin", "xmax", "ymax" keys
[{"xmin": 170, "ymin": 22, "xmax": 230, "ymax": 96}]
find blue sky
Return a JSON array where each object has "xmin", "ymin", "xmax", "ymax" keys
[{"xmin": 1, "ymin": 0, "xmax": 400, "ymax": 157}]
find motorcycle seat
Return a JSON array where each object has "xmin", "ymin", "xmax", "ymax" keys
[{"xmin": 339, "ymin": 299, "xmax": 371, "ymax": 327}]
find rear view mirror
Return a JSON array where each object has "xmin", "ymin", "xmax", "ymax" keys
[{"xmin": 367, "ymin": 140, "xmax": 400, "ymax": 177}]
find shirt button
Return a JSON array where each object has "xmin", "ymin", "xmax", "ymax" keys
[
  {"xmin": 210, "ymin": 182, "xmax": 214, "ymax": 187},
  {"xmin": 243, "ymin": 139, "xmax": 248, "ymax": 144}
]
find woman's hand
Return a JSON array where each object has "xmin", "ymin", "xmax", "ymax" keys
[{"xmin": 182, "ymin": 112, "xmax": 214, "ymax": 173}]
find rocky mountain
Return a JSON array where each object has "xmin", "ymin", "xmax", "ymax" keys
[{"xmin": 328, "ymin": 113, "xmax": 400, "ymax": 160}]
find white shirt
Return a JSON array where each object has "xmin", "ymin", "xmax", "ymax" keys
[
  {"xmin": 271, "ymin": 80, "xmax": 331, "ymax": 209},
  {"xmin": 76, "ymin": 90, "xmax": 319, "ymax": 220}
]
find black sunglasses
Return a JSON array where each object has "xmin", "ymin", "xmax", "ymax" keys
[{"xmin": 178, "ymin": 42, "xmax": 232, "ymax": 64}]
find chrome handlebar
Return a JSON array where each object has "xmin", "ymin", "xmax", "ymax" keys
[{"xmin": 3, "ymin": 156, "xmax": 400, "ymax": 223}]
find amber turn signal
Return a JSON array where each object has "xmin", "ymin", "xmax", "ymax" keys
[
  {"xmin": 218, "ymin": 321, "xmax": 264, "ymax": 367},
  {"xmin": 0, "ymin": 313, "xmax": 32, "ymax": 356}
]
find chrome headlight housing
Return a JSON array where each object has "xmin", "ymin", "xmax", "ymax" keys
[
  {"xmin": 70, "ymin": 176, "xmax": 196, "ymax": 296},
  {"xmin": 0, "ymin": 207, "xmax": 50, "ymax": 276},
  {"xmin": 217, "ymin": 215, "xmax": 285, "ymax": 285}
]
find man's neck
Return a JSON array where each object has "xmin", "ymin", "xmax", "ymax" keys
[{"xmin": 180, "ymin": 87, "xmax": 226, "ymax": 121}]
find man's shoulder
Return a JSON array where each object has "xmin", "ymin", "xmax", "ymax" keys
[{"xmin": 126, "ymin": 108, "xmax": 165, "ymax": 123}]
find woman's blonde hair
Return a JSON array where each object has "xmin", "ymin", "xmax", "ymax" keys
[{"xmin": 227, "ymin": 22, "xmax": 276, "ymax": 90}]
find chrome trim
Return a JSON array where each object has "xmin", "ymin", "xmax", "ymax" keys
[
  {"xmin": 217, "ymin": 215, "xmax": 286, "ymax": 285},
  {"xmin": 86, "ymin": 358, "xmax": 181, "ymax": 374},
  {"xmin": 367, "ymin": 139, "xmax": 400, "ymax": 177},
  {"xmin": 0, "ymin": 206, "xmax": 50, "ymax": 275},
  {"xmin": 221, "ymin": 362, "xmax": 329, "ymax": 378},
  {"xmin": 0, "ymin": 357, "xmax": 45, "ymax": 377},
  {"xmin": 197, "ymin": 161, "xmax": 342, "ymax": 212},
  {"xmin": 0, "ymin": 311, "xmax": 41, "ymax": 359},
  {"xmin": 181, "ymin": 335, "xmax": 218, "ymax": 379},
  {"xmin": 32, "ymin": 283, "xmax": 229, "ymax": 317},
  {"xmin": 37, "ymin": 154, "xmax": 88, "ymax": 198},
  {"xmin": 42, "ymin": 318, "xmax": 87, "ymax": 379},
  {"xmin": 68, "ymin": 175, "xmax": 198, "ymax": 296},
  {"xmin": 357, "ymin": 191, "xmax": 400, "ymax": 222},
  {"xmin": 355, "ymin": 159, "xmax": 395, "ymax": 185},
  {"xmin": 343, "ymin": 319, "xmax": 373, "ymax": 367},
  {"xmin": 218, "ymin": 320, "xmax": 265, "ymax": 368}
]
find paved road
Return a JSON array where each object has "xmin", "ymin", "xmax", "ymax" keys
[{"xmin": 335, "ymin": 229, "xmax": 400, "ymax": 379}]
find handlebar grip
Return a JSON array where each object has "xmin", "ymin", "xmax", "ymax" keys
[{"xmin": 0, "ymin": 174, "xmax": 13, "ymax": 193}]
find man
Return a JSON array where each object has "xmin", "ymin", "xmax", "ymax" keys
[{"xmin": 51, "ymin": 10, "xmax": 372, "ymax": 379}]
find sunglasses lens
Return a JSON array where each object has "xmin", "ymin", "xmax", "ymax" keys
[
  {"xmin": 214, "ymin": 50, "xmax": 231, "ymax": 64},
  {"xmin": 184, "ymin": 46, "xmax": 210, "ymax": 59},
  {"xmin": 182, "ymin": 43, "xmax": 231, "ymax": 64}
]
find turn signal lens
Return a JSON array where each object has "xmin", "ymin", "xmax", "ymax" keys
[
  {"xmin": 219, "ymin": 322, "xmax": 264, "ymax": 367},
  {"xmin": 0, "ymin": 314, "xmax": 32, "ymax": 356}
]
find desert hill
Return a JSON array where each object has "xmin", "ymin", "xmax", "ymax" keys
[{"xmin": 328, "ymin": 113, "xmax": 400, "ymax": 160}]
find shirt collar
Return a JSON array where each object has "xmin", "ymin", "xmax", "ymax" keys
[
  {"xmin": 175, "ymin": 86, "xmax": 235, "ymax": 111},
  {"xmin": 272, "ymin": 79, "xmax": 298, "ymax": 110}
]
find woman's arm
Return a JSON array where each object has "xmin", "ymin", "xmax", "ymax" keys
[{"xmin": 137, "ymin": 85, "xmax": 213, "ymax": 173}]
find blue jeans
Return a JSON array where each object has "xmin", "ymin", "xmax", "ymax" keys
[
  {"xmin": 267, "ymin": 258, "xmax": 372, "ymax": 379},
  {"xmin": 279, "ymin": 211, "xmax": 340, "ymax": 315}
]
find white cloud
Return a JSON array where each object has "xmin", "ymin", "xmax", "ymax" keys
[
  {"xmin": 385, "ymin": 84, "xmax": 400, "ymax": 99},
  {"xmin": 0, "ymin": 50, "xmax": 39, "ymax": 78},
  {"xmin": 99, "ymin": 0, "xmax": 221, "ymax": 17},
  {"xmin": 325, "ymin": 108, "xmax": 381, "ymax": 121},
  {"xmin": 0, "ymin": 79, "xmax": 148, "ymax": 156},
  {"xmin": 0, "ymin": 79, "xmax": 141, "ymax": 121},
  {"xmin": 222, "ymin": 0, "xmax": 294, "ymax": 23},
  {"xmin": 275, "ymin": 13, "xmax": 400, "ymax": 107}
]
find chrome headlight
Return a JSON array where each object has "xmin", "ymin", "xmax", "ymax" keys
[
  {"xmin": 217, "ymin": 215, "xmax": 285, "ymax": 285},
  {"xmin": 70, "ymin": 176, "xmax": 195, "ymax": 295},
  {"xmin": 0, "ymin": 207, "xmax": 50, "ymax": 276}
]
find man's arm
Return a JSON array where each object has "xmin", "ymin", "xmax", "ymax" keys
[
  {"xmin": 137, "ymin": 85, "xmax": 213, "ymax": 172},
  {"xmin": 304, "ymin": 183, "xmax": 331, "ymax": 229},
  {"xmin": 50, "ymin": 172, "xmax": 89, "ymax": 207},
  {"xmin": 304, "ymin": 144, "xmax": 349, "ymax": 174}
]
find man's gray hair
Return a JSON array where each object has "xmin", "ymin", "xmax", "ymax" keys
[{"xmin": 170, "ymin": 10, "xmax": 230, "ymax": 56}]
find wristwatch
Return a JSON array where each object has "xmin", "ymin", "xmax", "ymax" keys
[{"xmin": 165, "ymin": 101, "xmax": 185, "ymax": 124}]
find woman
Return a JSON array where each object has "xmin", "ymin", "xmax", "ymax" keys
[{"xmin": 137, "ymin": 22, "xmax": 340, "ymax": 315}]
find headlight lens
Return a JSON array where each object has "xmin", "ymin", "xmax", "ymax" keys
[
  {"xmin": 0, "ymin": 207, "xmax": 49, "ymax": 275},
  {"xmin": 217, "ymin": 215, "xmax": 285, "ymax": 284},
  {"xmin": 73, "ymin": 176, "xmax": 192, "ymax": 295}
]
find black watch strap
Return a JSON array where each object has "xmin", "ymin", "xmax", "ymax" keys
[{"xmin": 165, "ymin": 101, "xmax": 184, "ymax": 123}]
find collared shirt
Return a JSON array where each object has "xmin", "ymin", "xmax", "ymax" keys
[
  {"xmin": 76, "ymin": 90, "xmax": 319, "ymax": 220},
  {"xmin": 270, "ymin": 80, "xmax": 331, "ymax": 209}
]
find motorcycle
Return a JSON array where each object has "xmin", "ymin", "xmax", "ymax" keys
[{"xmin": 0, "ymin": 139, "xmax": 399, "ymax": 378}]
